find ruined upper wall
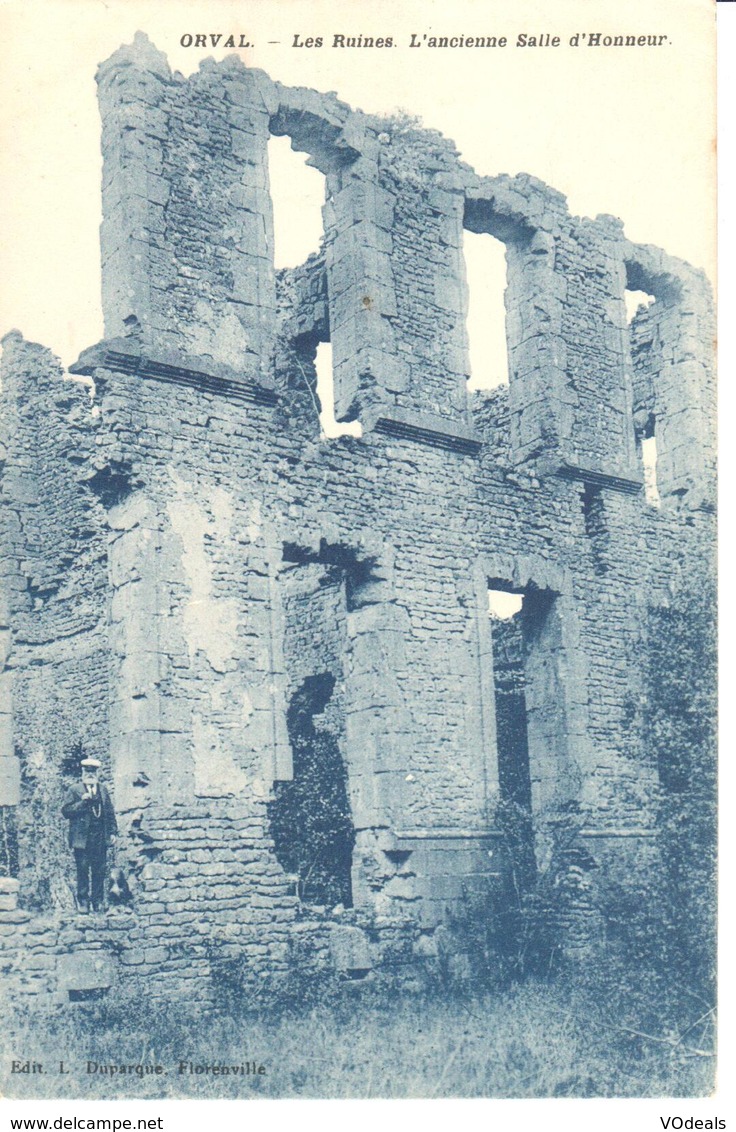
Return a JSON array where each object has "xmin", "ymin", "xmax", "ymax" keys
[{"xmin": 87, "ymin": 33, "xmax": 714, "ymax": 510}]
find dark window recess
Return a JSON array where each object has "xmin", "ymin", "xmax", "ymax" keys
[
  {"xmin": 68, "ymin": 988, "xmax": 108, "ymax": 1003},
  {"xmin": 489, "ymin": 590, "xmax": 536, "ymax": 891},
  {"xmin": 582, "ymin": 484, "xmax": 609, "ymax": 574},
  {"xmin": 0, "ymin": 806, "xmax": 19, "ymax": 879},
  {"xmin": 268, "ymin": 673, "xmax": 355, "ymax": 908}
]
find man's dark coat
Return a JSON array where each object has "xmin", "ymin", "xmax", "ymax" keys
[{"xmin": 61, "ymin": 782, "xmax": 117, "ymax": 849}]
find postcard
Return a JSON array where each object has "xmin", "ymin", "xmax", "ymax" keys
[{"xmin": 0, "ymin": 0, "xmax": 719, "ymax": 1104}]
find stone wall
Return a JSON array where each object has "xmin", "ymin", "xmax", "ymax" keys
[{"xmin": 0, "ymin": 33, "xmax": 715, "ymax": 1004}]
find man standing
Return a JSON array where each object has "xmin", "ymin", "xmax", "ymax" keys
[{"xmin": 61, "ymin": 757, "xmax": 117, "ymax": 913}]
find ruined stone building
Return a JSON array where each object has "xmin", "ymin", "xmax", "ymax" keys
[{"xmin": 0, "ymin": 34, "xmax": 715, "ymax": 1005}]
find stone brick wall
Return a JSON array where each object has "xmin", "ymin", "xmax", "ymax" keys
[{"xmin": 0, "ymin": 33, "xmax": 715, "ymax": 1004}]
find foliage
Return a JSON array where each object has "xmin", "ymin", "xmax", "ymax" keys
[
  {"xmin": 2, "ymin": 978, "xmax": 713, "ymax": 1099},
  {"xmin": 268, "ymin": 674, "xmax": 355, "ymax": 908},
  {"xmin": 15, "ymin": 734, "xmax": 92, "ymax": 909},
  {"xmin": 643, "ymin": 563, "xmax": 717, "ymax": 1003}
]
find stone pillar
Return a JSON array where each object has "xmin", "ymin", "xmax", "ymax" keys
[
  {"xmin": 0, "ymin": 594, "xmax": 19, "ymax": 811},
  {"xmin": 257, "ymin": 534, "xmax": 292, "ymax": 785},
  {"xmin": 472, "ymin": 560, "xmax": 501, "ymax": 813},
  {"xmin": 522, "ymin": 592, "xmax": 582, "ymax": 821},
  {"xmin": 627, "ymin": 244, "xmax": 716, "ymax": 509},
  {"xmin": 345, "ymin": 603, "xmax": 412, "ymax": 833},
  {"xmin": 326, "ymin": 130, "xmax": 473, "ymax": 434},
  {"xmin": 327, "ymin": 170, "xmax": 405, "ymax": 422},
  {"xmin": 504, "ymin": 230, "xmax": 569, "ymax": 466},
  {"xmin": 464, "ymin": 177, "xmax": 571, "ymax": 467},
  {"xmin": 96, "ymin": 34, "xmax": 170, "ymax": 346},
  {"xmin": 655, "ymin": 286, "xmax": 716, "ymax": 506},
  {"xmin": 343, "ymin": 553, "xmax": 414, "ymax": 906},
  {"xmin": 97, "ymin": 35, "xmax": 277, "ymax": 386},
  {"xmin": 106, "ymin": 494, "xmax": 165, "ymax": 814},
  {"xmin": 550, "ymin": 215, "xmax": 642, "ymax": 482}
]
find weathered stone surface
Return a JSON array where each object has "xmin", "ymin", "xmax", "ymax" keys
[
  {"xmin": 0, "ymin": 37, "xmax": 715, "ymax": 1002},
  {"xmin": 57, "ymin": 950, "xmax": 116, "ymax": 992},
  {"xmin": 330, "ymin": 924, "xmax": 372, "ymax": 973}
]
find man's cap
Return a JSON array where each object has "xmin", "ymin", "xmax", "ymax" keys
[{"xmin": 80, "ymin": 758, "xmax": 101, "ymax": 769}]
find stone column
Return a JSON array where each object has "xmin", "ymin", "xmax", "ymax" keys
[
  {"xmin": 106, "ymin": 494, "xmax": 164, "ymax": 814},
  {"xmin": 343, "ymin": 552, "xmax": 414, "ymax": 906},
  {"xmin": 326, "ymin": 165, "xmax": 408, "ymax": 423},
  {"xmin": 97, "ymin": 35, "xmax": 278, "ymax": 387},
  {"xmin": 626, "ymin": 243, "xmax": 716, "ymax": 509},
  {"xmin": 471, "ymin": 560, "xmax": 501, "ymax": 814},
  {"xmin": 0, "ymin": 595, "xmax": 19, "ymax": 813}
]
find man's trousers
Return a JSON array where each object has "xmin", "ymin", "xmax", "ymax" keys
[{"xmin": 74, "ymin": 845, "xmax": 107, "ymax": 910}]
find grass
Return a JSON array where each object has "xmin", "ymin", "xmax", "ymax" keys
[{"xmin": 1, "ymin": 978, "xmax": 715, "ymax": 1100}]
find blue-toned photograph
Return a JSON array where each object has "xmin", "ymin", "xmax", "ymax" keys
[{"xmin": 0, "ymin": 0, "xmax": 717, "ymax": 1102}]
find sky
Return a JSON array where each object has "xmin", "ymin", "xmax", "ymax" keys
[{"xmin": 0, "ymin": 0, "xmax": 715, "ymax": 377}]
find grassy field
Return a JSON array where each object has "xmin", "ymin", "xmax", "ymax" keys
[{"xmin": 1, "ymin": 978, "xmax": 716, "ymax": 1100}]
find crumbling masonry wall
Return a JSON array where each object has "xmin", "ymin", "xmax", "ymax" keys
[{"xmin": 0, "ymin": 33, "xmax": 715, "ymax": 1005}]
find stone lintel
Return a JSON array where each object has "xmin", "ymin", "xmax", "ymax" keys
[
  {"xmin": 368, "ymin": 407, "xmax": 482, "ymax": 455},
  {"xmin": 550, "ymin": 462, "xmax": 644, "ymax": 496},
  {"xmin": 393, "ymin": 828, "xmax": 503, "ymax": 843},
  {"xmin": 578, "ymin": 827, "xmax": 657, "ymax": 838},
  {"xmin": 70, "ymin": 340, "xmax": 279, "ymax": 407}
]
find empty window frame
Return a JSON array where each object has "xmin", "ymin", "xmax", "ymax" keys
[
  {"xmin": 488, "ymin": 586, "xmax": 535, "ymax": 889},
  {"xmin": 268, "ymin": 137, "xmax": 361, "ymax": 437},
  {"xmin": 463, "ymin": 230, "xmax": 509, "ymax": 390}
]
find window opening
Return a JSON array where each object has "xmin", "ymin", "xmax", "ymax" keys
[
  {"xmin": 581, "ymin": 484, "xmax": 610, "ymax": 573},
  {"xmin": 488, "ymin": 589, "xmax": 523, "ymax": 620},
  {"xmin": 270, "ymin": 137, "xmax": 361, "ymax": 438},
  {"xmin": 268, "ymin": 135, "xmax": 326, "ymax": 269},
  {"xmin": 315, "ymin": 343, "xmax": 362, "ymax": 439},
  {"xmin": 488, "ymin": 586, "xmax": 536, "ymax": 890},
  {"xmin": 642, "ymin": 434, "xmax": 660, "ymax": 508},
  {"xmin": 269, "ymin": 672, "xmax": 355, "ymax": 908},
  {"xmin": 463, "ymin": 230, "xmax": 509, "ymax": 390},
  {"xmin": 626, "ymin": 287, "xmax": 660, "ymax": 505},
  {"xmin": 0, "ymin": 806, "xmax": 19, "ymax": 879},
  {"xmin": 625, "ymin": 289, "xmax": 656, "ymax": 324},
  {"xmin": 269, "ymin": 552, "xmax": 361, "ymax": 908},
  {"xmin": 638, "ymin": 414, "xmax": 661, "ymax": 508}
]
